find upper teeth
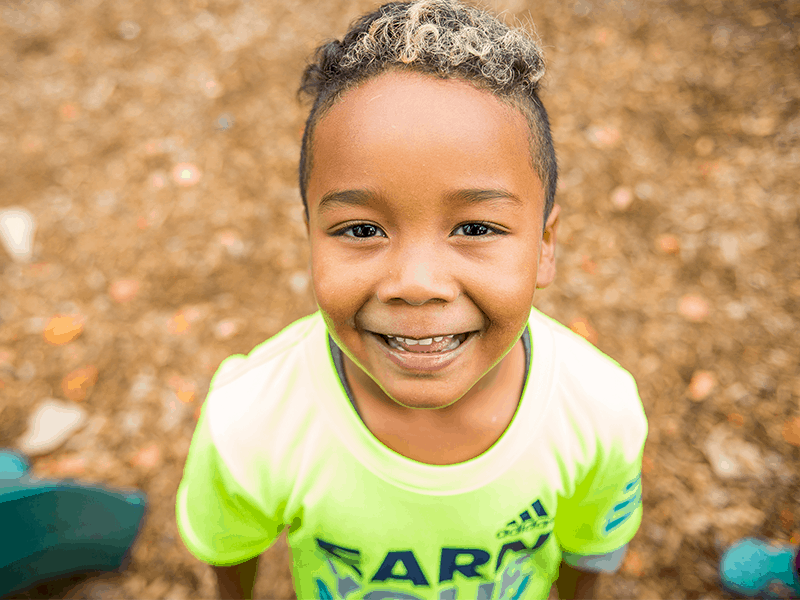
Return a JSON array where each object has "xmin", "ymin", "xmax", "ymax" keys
[{"xmin": 386, "ymin": 334, "xmax": 453, "ymax": 346}]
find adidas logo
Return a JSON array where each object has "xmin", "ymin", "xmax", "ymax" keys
[{"xmin": 495, "ymin": 499, "xmax": 554, "ymax": 539}]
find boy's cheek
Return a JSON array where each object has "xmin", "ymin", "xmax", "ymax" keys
[
  {"xmin": 310, "ymin": 266, "xmax": 367, "ymax": 328},
  {"xmin": 311, "ymin": 253, "xmax": 368, "ymax": 299}
]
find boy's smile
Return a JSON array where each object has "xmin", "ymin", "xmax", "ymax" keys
[{"xmin": 304, "ymin": 70, "xmax": 559, "ymax": 422}]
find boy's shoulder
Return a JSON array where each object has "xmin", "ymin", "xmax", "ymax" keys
[
  {"xmin": 529, "ymin": 307, "xmax": 641, "ymax": 413},
  {"xmin": 209, "ymin": 311, "xmax": 323, "ymax": 390},
  {"xmin": 529, "ymin": 307, "xmax": 647, "ymax": 463},
  {"xmin": 530, "ymin": 307, "xmax": 628, "ymax": 372},
  {"xmin": 196, "ymin": 311, "xmax": 339, "ymax": 483},
  {"xmin": 201, "ymin": 311, "xmax": 330, "ymax": 433}
]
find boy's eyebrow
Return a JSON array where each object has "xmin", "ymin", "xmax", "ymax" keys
[
  {"xmin": 444, "ymin": 188, "xmax": 523, "ymax": 207},
  {"xmin": 317, "ymin": 189, "xmax": 374, "ymax": 214},
  {"xmin": 317, "ymin": 188, "xmax": 522, "ymax": 214}
]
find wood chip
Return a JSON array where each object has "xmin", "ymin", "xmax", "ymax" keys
[
  {"xmin": 61, "ymin": 364, "xmax": 99, "ymax": 402},
  {"xmin": 688, "ymin": 370, "xmax": 716, "ymax": 401},
  {"xmin": 110, "ymin": 279, "xmax": 141, "ymax": 303},
  {"xmin": 569, "ymin": 318, "xmax": 598, "ymax": 345},
  {"xmin": 677, "ymin": 294, "xmax": 709, "ymax": 322},
  {"xmin": 44, "ymin": 314, "xmax": 86, "ymax": 345}
]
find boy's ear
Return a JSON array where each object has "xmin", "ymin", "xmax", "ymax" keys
[{"xmin": 536, "ymin": 203, "xmax": 560, "ymax": 289}]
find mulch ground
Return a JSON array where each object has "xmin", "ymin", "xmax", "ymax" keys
[{"xmin": 1, "ymin": 0, "xmax": 799, "ymax": 598}]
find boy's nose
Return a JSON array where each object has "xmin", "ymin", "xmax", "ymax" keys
[{"xmin": 376, "ymin": 251, "xmax": 458, "ymax": 306}]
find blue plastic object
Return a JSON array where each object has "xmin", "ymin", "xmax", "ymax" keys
[
  {"xmin": 0, "ymin": 449, "xmax": 148, "ymax": 597},
  {"xmin": 720, "ymin": 537, "xmax": 800, "ymax": 599}
]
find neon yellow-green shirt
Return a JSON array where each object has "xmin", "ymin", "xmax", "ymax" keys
[{"xmin": 176, "ymin": 307, "xmax": 647, "ymax": 600}]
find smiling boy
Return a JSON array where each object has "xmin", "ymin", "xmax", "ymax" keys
[
  {"xmin": 176, "ymin": 2, "xmax": 648, "ymax": 599},
  {"xmin": 308, "ymin": 70, "xmax": 550, "ymax": 466}
]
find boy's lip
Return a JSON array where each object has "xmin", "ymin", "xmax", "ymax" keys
[{"xmin": 368, "ymin": 330, "xmax": 474, "ymax": 372}]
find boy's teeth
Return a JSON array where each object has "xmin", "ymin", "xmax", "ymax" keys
[
  {"xmin": 387, "ymin": 335, "xmax": 453, "ymax": 343},
  {"xmin": 384, "ymin": 333, "xmax": 463, "ymax": 353}
]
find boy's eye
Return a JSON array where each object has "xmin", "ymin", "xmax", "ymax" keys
[
  {"xmin": 339, "ymin": 223, "xmax": 385, "ymax": 238},
  {"xmin": 454, "ymin": 222, "xmax": 499, "ymax": 236}
]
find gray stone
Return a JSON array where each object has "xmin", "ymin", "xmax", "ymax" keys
[
  {"xmin": 17, "ymin": 398, "xmax": 88, "ymax": 456},
  {"xmin": 702, "ymin": 423, "xmax": 768, "ymax": 482}
]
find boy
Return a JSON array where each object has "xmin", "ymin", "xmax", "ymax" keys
[{"xmin": 176, "ymin": 1, "xmax": 648, "ymax": 599}]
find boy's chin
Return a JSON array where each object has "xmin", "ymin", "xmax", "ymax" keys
[{"xmin": 379, "ymin": 384, "xmax": 467, "ymax": 411}]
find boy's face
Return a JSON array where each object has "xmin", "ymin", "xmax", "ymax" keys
[{"xmin": 304, "ymin": 71, "xmax": 559, "ymax": 412}]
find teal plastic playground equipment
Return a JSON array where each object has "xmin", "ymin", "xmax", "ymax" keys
[{"xmin": 0, "ymin": 450, "xmax": 148, "ymax": 598}]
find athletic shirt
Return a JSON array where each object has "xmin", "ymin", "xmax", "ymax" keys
[{"xmin": 176, "ymin": 307, "xmax": 648, "ymax": 600}]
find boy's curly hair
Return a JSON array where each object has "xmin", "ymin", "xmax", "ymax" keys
[{"xmin": 298, "ymin": 0, "xmax": 557, "ymax": 232}]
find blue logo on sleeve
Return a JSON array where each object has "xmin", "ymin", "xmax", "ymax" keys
[{"xmin": 603, "ymin": 473, "xmax": 641, "ymax": 534}]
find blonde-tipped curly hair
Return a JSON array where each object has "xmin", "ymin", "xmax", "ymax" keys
[{"xmin": 298, "ymin": 0, "xmax": 557, "ymax": 231}]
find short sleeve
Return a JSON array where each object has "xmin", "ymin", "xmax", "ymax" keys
[
  {"xmin": 562, "ymin": 544, "xmax": 628, "ymax": 573},
  {"xmin": 175, "ymin": 406, "xmax": 284, "ymax": 566},
  {"xmin": 554, "ymin": 380, "xmax": 647, "ymax": 557}
]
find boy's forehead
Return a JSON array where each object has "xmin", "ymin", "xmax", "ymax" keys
[
  {"xmin": 306, "ymin": 70, "xmax": 545, "ymax": 222},
  {"xmin": 313, "ymin": 72, "xmax": 536, "ymax": 176},
  {"xmin": 323, "ymin": 71, "xmax": 529, "ymax": 135}
]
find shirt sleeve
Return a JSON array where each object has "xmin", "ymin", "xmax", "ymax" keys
[
  {"xmin": 561, "ymin": 544, "xmax": 628, "ymax": 573},
  {"xmin": 553, "ymin": 373, "xmax": 647, "ymax": 558},
  {"xmin": 175, "ymin": 405, "xmax": 284, "ymax": 566}
]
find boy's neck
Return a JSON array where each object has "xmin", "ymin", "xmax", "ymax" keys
[{"xmin": 341, "ymin": 337, "xmax": 527, "ymax": 465}]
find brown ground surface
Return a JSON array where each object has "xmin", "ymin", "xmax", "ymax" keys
[{"xmin": 1, "ymin": 0, "xmax": 799, "ymax": 598}]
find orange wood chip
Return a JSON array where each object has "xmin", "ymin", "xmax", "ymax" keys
[
  {"xmin": 593, "ymin": 126, "xmax": 620, "ymax": 147},
  {"xmin": 61, "ymin": 365, "xmax": 99, "ymax": 402},
  {"xmin": 53, "ymin": 454, "xmax": 87, "ymax": 477},
  {"xmin": 780, "ymin": 509, "xmax": 794, "ymax": 530},
  {"xmin": 131, "ymin": 443, "xmax": 161, "ymax": 469},
  {"xmin": 167, "ymin": 312, "xmax": 190, "ymax": 335},
  {"xmin": 641, "ymin": 455, "xmax": 654, "ymax": 474},
  {"xmin": 168, "ymin": 375, "xmax": 196, "ymax": 403},
  {"xmin": 782, "ymin": 417, "xmax": 800, "ymax": 447},
  {"xmin": 621, "ymin": 549, "xmax": 644, "ymax": 577},
  {"xmin": 59, "ymin": 103, "xmax": 79, "ymax": 121},
  {"xmin": 0, "ymin": 349, "xmax": 13, "ymax": 367},
  {"xmin": 727, "ymin": 413, "xmax": 745, "ymax": 428},
  {"xmin": 688, "ymin": 370, "xmax": 716, "ymax": 401},
  {"xmin": 611, "ymin": 186, "xmax": 633, "ymax": 211},
  {"xmin": 109, "ymin": 279, "xmax": 140, "ymax": 303},
  {"xmin": 32, "ymin": 457, "xmax": 56, "ymax": 477},
  {"xmin": 677, "ymin": 294, "xmax": 709, "ymax": 322},
  {"xmin": 569, "ymin": 318, "xmax": 598, "ymax": 345},
  {"xmin": 657, "ymin": 235, "xmax": 680, "ymax": 254},
  {"xmin": 44, "ymin": 314, "xmax": 85, "ymax": 345}
]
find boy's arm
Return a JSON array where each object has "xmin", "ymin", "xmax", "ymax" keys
[
  {"xmin": 212, "ymin": 555, "xmax": 259, "ymax": 600},
  {"xmin": 556, "ymin": 561, "xmax": 600, "ymax": 600}
]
